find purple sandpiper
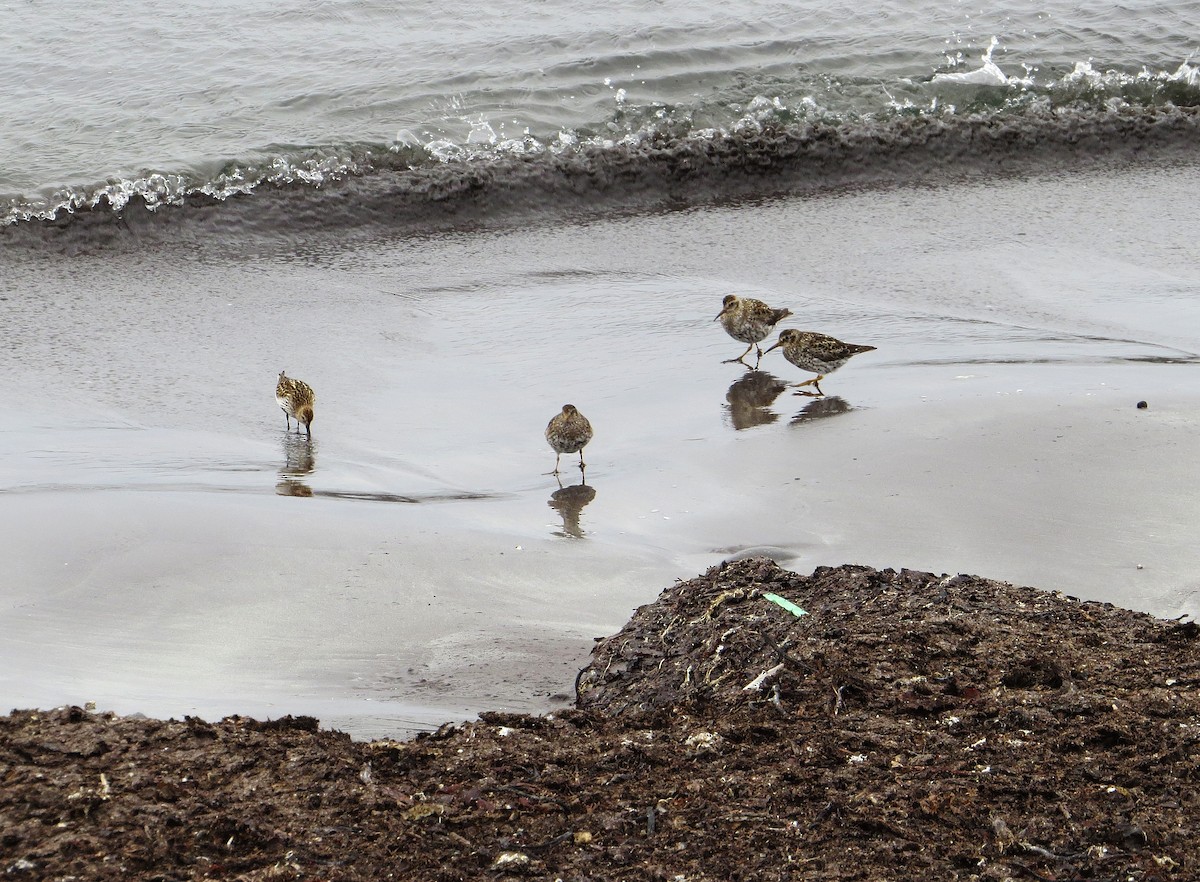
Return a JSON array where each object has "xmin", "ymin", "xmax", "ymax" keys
[
  {"xmin": 763, "ymin": 329, "xmax": 875, "ymax": 396},
  {"xmin": 714, "ymin": 294, "xmax": 793, "ymax": 368},
  {"xmin": 276, "ymin": 370, "xmax": 316, "ymax": 437},
  {"xmin": 545, "ymin": 404, "xmax": 593, "ymax": 474}
]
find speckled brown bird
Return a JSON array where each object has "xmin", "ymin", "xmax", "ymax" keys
[
  {"xmin": 545, "ymin": 404, "xmax": 593, "ymax": 474},
  {"xmin": 763, "ymin": 329, "xmax": 875, "ymax": 396},
  {"xmin": 276, "ymin": 370, "xmax": 315, "ymax": 437},
  {"xmin": 714, "ymin": 294, "xmax": 793, "ymax": 367}
]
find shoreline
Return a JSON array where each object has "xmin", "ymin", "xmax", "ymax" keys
[{"xmin": 4, "ymin": 158, "xmax": 1200, "ymax": 737}]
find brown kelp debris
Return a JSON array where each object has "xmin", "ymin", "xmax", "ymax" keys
[{"xmin": 3, "ymin": 559, "xmax": 1200, "ymax": 880}]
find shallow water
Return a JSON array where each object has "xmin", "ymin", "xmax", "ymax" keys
[
  {"xmin": 4, "ymin": 157, "xmax": 1200, "ymax": 737},
  {"xmin": 8, "ymin": 157, "xmax": 1197, "ymax": 497}
]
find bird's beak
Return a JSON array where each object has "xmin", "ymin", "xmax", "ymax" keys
[
  {"xmin": 713, "ymin": 307, "xmax": 729, "ymax": 322},
  {"xmin": 763, "ymin": 341, "xmax": 782, "ymax": 353}
]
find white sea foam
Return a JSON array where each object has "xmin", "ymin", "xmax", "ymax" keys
[
  {"xmin": 1056, "ymin": 56, "xmax": 1200, "ymax": 91},
  {"xmin": 932, "ymin": 37, "xmax": 1024, "ymax": 87}
]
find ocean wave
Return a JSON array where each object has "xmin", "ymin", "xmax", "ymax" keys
[{"xmin": 3, "ymin": 56, "xmax": 1199, "ymax": 249}]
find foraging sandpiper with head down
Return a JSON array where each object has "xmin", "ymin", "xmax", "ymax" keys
[
  {"xmin": 276, "ymin": 370, "xmax": 316, "ymax": 437},
  {"xmin": 545, "ymin": 404, "xmax": 593, "ymax": 475},
  {"xmin": 763, "ymin": 329, "xmax": 875, "ymax": 396},
  {"xmin": 714, "ymin": 294, "xmax": 793, "ymax": 368}
]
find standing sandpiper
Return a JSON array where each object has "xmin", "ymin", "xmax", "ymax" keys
[
  {"xmin": 714, "ymin": 294, "xmax": 793, "ymax": 368},
  {"xmin": 763, "ymin": 329, "xmax": 875, "ymax": 396},
  {"xmin": 545, "ymin": 404, "xmax": 593, "ymax": 474},
  {"xmin": 276, "ymin": 370, "xmax": 316, "ymax": 437}
]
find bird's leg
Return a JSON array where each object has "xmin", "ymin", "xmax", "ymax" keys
[
  {"xmin": 792, "ymin": 376, "xmax": 822, "ymax": 397},
  {"xmin": 578, "ymin": 452, "xmax": 586, "ymax": 471},
  {"xmin": 793, "ymin": 376, "xmax": 826, "ymax": 397},
  {"xmin": 722, "ymin": 342, "xmax": 755, "ymax": 365},
  {"xmin": 552, "ymin": 453, "xmax": 562, "ymax": 476},
  {"xmin": 283, "ymin": 411, "xmax": 291, "ymax": 430}
]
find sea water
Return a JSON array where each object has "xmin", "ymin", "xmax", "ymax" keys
[{"xmin": 2, "ymin": 0, "xmax": 1198, "ymax": 231}]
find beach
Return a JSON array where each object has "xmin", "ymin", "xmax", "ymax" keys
[
  {"xmin": 4, "ymin": 154, "xmax": 1200, "ymax": 738},
  {"xmin": 5, "ymin": 560, "xmax": 1200, "ymax": 880},
  {"xmin": 6, "ymin": 3, "xmax": 1200, "ymax": 878}
]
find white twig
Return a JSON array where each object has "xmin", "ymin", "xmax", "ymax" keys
[{"xmin": 743, "ymin": 662, "xmax": 785, "ymax": 691}]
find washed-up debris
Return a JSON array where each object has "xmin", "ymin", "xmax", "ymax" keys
[{"xmin": 3, "ymin": 560, "xmax": 1200, "ymax": 880}]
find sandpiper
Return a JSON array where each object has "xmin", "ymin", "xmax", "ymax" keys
[
  {"xmin": 763, "ymin": 329, "xmax": 875, "ymax": 396},
  {"xmin": 714, "ymin": 294, "xmax": 793, "ymax": 367},
  {"xmin": 276, "ymin": 370, "xmax": 316, "ymax": 437},
  {"xmin": 545, "ymin": 404, "xmax": 593, "ymax": 474}
]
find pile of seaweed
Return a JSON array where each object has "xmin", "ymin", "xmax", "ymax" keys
[{"xmin": 3, "ymin": 559, "xmax": 1198, "ymax": 880}]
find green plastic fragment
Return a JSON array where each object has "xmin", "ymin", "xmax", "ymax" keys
[{"xmin": 762, "ymin": 592, "xmax": 808, "ymax": 617}]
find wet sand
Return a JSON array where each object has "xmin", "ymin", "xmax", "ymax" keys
[{"xmin": 3, "ymin": 157, "xmax": 1200, "ymax": 738}]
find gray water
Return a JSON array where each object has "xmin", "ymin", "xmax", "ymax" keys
[{"xmin": 2, "ymin": 0, "xmax": 1198, "ymax": 227}]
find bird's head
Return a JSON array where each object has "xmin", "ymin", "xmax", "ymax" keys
[
  {"xmin": 714, "ymin": 294, "xmax": 739, "ymax": 321},
  {"xmin": 764, "ymin": 329, "xmax": 797, "ymax": 353}
]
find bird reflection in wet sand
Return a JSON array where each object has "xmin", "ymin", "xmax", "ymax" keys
[
  {"xmin": 548, "ymin": 475, "xmax": 597, "ymax": 539},
  {"xmin": 724, "ymin": 370, "xmax": 788, "ymax": 430},
  {"xmin": 545, "ymin": 404, "xmax": 593, "ymax": 475},
  {"xmin": 763, "ymin": 329, "xmax": 875, "ymax": 396},
  {"xmin": 276, "ymin": 370, "xmax": 315, "ymax": 437},
  {"xmin": 275, "ymin": 433, "xmax": 316, "ymax": 497},
  {"xmin": 714, "ymin": 294, "xmax": 793, "ymax": 368},
  {"xmin": 790, "ymin": 395, "xmax": 853, "ymax": 426}
]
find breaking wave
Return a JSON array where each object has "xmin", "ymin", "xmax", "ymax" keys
[{"xmin": 3, "ymin": 50, "xmax": 1199, "ymax": 251}]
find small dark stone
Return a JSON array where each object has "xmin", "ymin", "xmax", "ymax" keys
[
  {"xmin": 1120, "ymin": 823, "xmax": 1149, "ymax": 851},
  {"xmin": 1136, "ymin": 401, "xmax": 1148, "ymax": 409}
]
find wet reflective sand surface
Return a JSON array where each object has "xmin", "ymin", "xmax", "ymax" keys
[{"xmin": 4, "ymin": 161, "xmax": 1200, "ymax": 738}]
